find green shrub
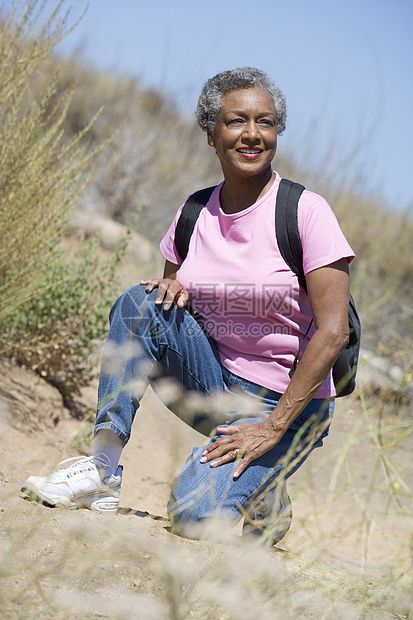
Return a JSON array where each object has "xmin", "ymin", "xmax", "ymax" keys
[
  {"xmin": 1, "ymin": 233, "xmax": 128, "ymax": 414},
  {"xmin": 0, "ymin": 1, "xmax": 127, "ymax": 412}
]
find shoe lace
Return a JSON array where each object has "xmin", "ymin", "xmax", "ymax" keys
[
  {"xmin": 58, "ymin": 456, "xmax": 88, "ymax": 467},
  {"xmin": 49, "ymin": 455, "xmax": 107, "ymax": 481},
  {"xmin": 58, "ymin": 453, "xmax": 111, "ymax": 470}
]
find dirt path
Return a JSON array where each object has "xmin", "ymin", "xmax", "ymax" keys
[{"xmin": 0, "ymin": 357, "xmax": 412, "ymax": 618}]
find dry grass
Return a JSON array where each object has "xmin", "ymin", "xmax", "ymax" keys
[
  {"xmin": 0, "ymin": 0, "xmax": 100, "ymax": 320},
  {"xmin": 1, "ymin": 382, "xmax": 412, "ymax": 620},
  {"xmin": 0, "ymin": 1, "xmax": 129, "ymax": 410}
]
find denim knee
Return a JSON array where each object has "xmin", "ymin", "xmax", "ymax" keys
[
  {"xmin": 167, "ymin": 444, "xmax": 245, "ymax": 534},
  {"xmin": 109, "ymin": 283, "xmax": 153, "ymax": 324},
  {"xmin": 168, "ymin": 448, "xmax": 214, "ymax": 527}
]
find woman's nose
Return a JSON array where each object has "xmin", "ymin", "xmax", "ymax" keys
[{"xmin": 243, "ymin": 120, "xmax": 259, "ymax": 141}]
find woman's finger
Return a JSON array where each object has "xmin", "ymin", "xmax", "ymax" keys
[
  {"xmin": 200, "ymin": 437, "xmax": 234, "ymax": 462},
  {"xmin": 200, "ymin": 431, "xmax": 251, "ymax": 464},
  {"xmin": 155, "ymin": 280, "xmax": 172, "ymax": 306},
  {"xmin": 216, "ymin": 425, "xmax": 246, "ymax": 436},
  {"xmin": 160, "ymin": 282, "xmax": 186, "ymax": 309},
  {"xmin": 209, "ymin": 448, "xmax": 241, "ymax": 469},
  {"xmin": 233, "ymin": 455, "xmax": 251, "ymax": 478},
  {"xmin": 200, "ymin": 425, "xmax": 246, "ymax": 459},
  {"xmin": 207, "ymin": 445, "xmax": 251, "ymax": 478},
  {"xmin": 140, "ymin": 278, "xmax": 160, "ymax": 293},
  {"xmin": 139, "ymin": 278, "xmax": 188, "ymax": 310},
  {"xmin": 200, "ymin": 420, "xmax": 279, "ymax": 477},
  {"xmin": 175, "ymin": 287, "xmax": 188, "ymax": 308}
]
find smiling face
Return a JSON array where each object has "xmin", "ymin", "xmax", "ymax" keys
[{"xmin": 207, "ymin": 87, "xmax": 278, "ymax": 181}]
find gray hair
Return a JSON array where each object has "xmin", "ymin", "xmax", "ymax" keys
[{"xmin": 196, "ymin": 67, "xmax": 287, "ymax": 135}]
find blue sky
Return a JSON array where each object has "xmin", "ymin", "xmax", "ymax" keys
[{"xmin": 10, "ymin": 0, "xmax": 413, "ymax": 211}]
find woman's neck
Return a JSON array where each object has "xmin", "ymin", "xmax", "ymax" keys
[{"xmin": 219, "ymin": 168, "xmax": 275, "ymax": 214}]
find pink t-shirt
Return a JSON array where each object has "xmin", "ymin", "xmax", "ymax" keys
[{"xmin": 159, "ymin": 171, "xmax": 355, "ymax": 398}]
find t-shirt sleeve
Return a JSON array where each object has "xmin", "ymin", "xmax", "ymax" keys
[
  {"xmin": 297, "ymin": 191, "xmax": 355, "ymax": 274},
  {"xmin": 159, "ymin": 203, "xmax": 185, "ymax": 265}
]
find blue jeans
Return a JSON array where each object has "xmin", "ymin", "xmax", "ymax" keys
[{"xmin": 95, "ymin": 284, "xmax": 334, "ymax": 528}]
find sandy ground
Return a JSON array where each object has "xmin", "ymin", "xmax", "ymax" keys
[{"xmin": 0, "ymin": 356, "xmax": 412, "ymax": 619}]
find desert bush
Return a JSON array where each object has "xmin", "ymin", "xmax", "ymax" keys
[
  {"xmin": 1, "ymin": 233, "xmax": 128, "ymax": 413},
  {"xmin": 0, "ymin": 0, "xmax": 128, "ymax": 411},
  {"xmin": 0, "ymin": 0, "xmax": 99, "ymax": 320}
]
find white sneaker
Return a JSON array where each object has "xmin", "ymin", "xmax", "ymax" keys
[
  {"xmin": 242, "ymin": 481, "xmax": 292, "ymax": 545},
  {"xmin": 21, "ymin": 456, "xmax": 122, "ymax": 512}
]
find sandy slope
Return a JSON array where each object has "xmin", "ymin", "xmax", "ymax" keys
[{"xmin": 0, "ymin": 356, "xmax": 412, "ymax": 619}]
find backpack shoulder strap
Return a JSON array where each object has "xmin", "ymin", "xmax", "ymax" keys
[
  {"xmin": 276, "ymin": 178, "xmax": 308, "ymax": 380},
  {"xmin": 174, "ymin": 186, "xmax": 217, "ymax": 261},
  {"xmin": 275, "ymin": 178, "xmax": 306, "ymax": 290}
]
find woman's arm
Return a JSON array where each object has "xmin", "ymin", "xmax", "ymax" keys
[
  {"xmin": 200, "ymin": 258, "xmax": 350, "ymax": 477},
  {"xmin": 163, "ymin": 259, "xmax": 180, "ymax": 279},
  {"xmin": 140, "ymin": 260, "xmax": 188, "ymax": 310}
]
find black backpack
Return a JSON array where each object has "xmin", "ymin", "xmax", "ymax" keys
[{"xmin": 174, "ymin": 178, "xmax": 361, "ymax": 397}]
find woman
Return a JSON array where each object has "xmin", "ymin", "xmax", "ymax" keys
[{"xmin": 23, "ymin": 67, "xmax": 354, "ymax": 545}]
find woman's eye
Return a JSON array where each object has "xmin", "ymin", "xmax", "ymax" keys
[{"xmin": 229, "ymin": 118, "xmax": 244, "ymax": 125}]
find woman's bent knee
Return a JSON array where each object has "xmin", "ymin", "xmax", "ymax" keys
[
  {"xmin": 168, "ymin": 460, "xmax": 243, "ymax": 541},
  {"xmin": 170, "ymin": 515, "xmax": 240, "ymax": 543},
  {"xmin": 108, "ymin": 284, "xmax": 159, "ymax": 331},
  {"xmin": 168, "ymin": 489, "xmax": 240, "ymax": 542}
]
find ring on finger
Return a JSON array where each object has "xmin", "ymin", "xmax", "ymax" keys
[{"xmin": 234, "ymin": 448, "xmax": 240, "ymax": 457}]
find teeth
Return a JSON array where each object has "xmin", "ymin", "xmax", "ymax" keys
[{"xmin": 239, "ymin": 149, "xmax": 260, "ymax": 154}]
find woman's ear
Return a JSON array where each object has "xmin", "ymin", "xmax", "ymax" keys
[{"xmin": 207, "ymin": 131, "xmax": 215, "ymax": 148}]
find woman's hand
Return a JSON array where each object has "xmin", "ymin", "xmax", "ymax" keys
[
  {"xmin": 200, "ymin": 419, "xmax": 281, "ymax": 478},
  {"xmin": 140, "ymin": 278, "xmax": 188, "ymax": 310}
]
